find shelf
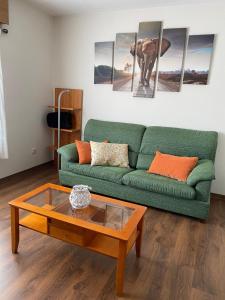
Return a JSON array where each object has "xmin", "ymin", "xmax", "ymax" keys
[
  {"xmin": 20, "ymin": 214, "xmax": 48, "ymax": 234},
  {"xmin": 87, "ymin": 234, "xmax": 119, "ymax": 258},
  {"xmin": 49, "ymin": 128, "xmax": 81, "ymax": 133},
  {"xmin": 20, "ymin": 213, "xmax": 119, "ymax": 258},
  {"xmin": 48, "ymin": 105, "xmax": 82, "ymax": 111},
  {"xmin": 19, "ymin": 204, "xmax": 54, "ymax": 234}
]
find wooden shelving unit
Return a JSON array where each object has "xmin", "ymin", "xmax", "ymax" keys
[
  {"xmin": 0, "ymin": 0, "xmax": 9, "ymax": 24},
  {"xmin": 48, "ymin": 88, "xmax": 83, "ymax": 164}
]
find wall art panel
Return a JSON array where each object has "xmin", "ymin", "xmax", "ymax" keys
[
  {"xmin": 183, "ymin": 34, "xmax": 215, "ymax": 85},
  {"xmin": 113, "ymin": 33, "xmax": 136, "ymax": 92},
  {"xmin": 158, "ymin": 28, "xmax": 187, "ymax": 92},
  {"xmin": 94, "ymin": 41, "xmax": 114, "ymax": 84},
  {"xmin": 132, "ymin": 21, "xmax": 163, "ymax": 98}
]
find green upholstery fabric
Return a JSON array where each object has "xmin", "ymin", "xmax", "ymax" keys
[
  {"xmin": 84, "ymin": 119, "xmax": 146, "ymax": 168},
  {"xmin": 58, "ymin": 143, "xmax": 78, "ymax": 162},
  {"xmin": 187, "ymin": 159, "xmax": 215, "ymax": 186},
  {"xmin": 137, "ymin": 126, "xmax": 218, "ymax": 170},
  {"xmin": 136, "ymin": 153, "xmax": 154, "ymax": 170},
  {"xmin": 59, "ymin": 170, "xmax": 210, "ymax": 219},
  {"xmin": 195, "ymin": 180, "xmax": 212, "ymax": 203},
  {"xmin": 62, "ymin": 160, "xmax": 133, "ymax": 185},
  {"xmin": 122, "ymin": 170, "xmax": 195, "ymax": 200}
]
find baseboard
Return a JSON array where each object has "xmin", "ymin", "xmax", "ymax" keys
[{"xmin": 211, "ymin": 193, "xmax": 225, "ymax": 200}]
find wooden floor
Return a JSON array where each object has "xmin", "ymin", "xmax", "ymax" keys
[{"xmin": 0, "ymin": 162, "xmax": 225, "ymax": 300}]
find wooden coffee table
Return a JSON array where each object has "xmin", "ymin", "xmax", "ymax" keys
[{"xmin": 9, "ymin": 183, "xmax": 147, "ymax": 296}]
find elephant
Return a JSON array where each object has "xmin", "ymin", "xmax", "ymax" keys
[{"xmin": 130, "ymin": 38, "xmax": 171, "ymax": 87}]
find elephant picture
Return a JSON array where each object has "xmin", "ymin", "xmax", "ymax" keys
[
  {"xmin": 131, "ymin": 37, "xmax": 171, "ymax": 88},
  {"xmin": 94, "ymin": 21, "xmax": 215, "ymax": 97},
  {"xmin": 132, "ymin": 21, "xmax": 163, "ymax": 98}
]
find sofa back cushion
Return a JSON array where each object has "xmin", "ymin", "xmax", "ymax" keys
[
  {"xmin": 84, "ymin": 119, "xmax": 146, "ymax": 168},
  {"xmin": 137, "ymin": 126, "xmax": 218, "ymax": 170}
]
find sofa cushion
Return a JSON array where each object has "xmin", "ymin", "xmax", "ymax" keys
[
  {"xmin": 90, "ymin": 141, "xmax": 129, "ymax": 168},
  {"xmin": 84, "ymin": 119, "xmax": 146, "ymax": 168},
  {"xmin": 137, "ymin": 126, "xmax": 218, "ymax": 170},
  {"xmin": 148, "ymin": 151, "xmax": 198, "ymax": 182},
  {"xmin": 76, "ymin": 140, "xmax": 92, "ymax": 164},
  {"xmin": 122, "ymin": 170, "xmax": 196, "ymax": 200},
  {"xmin": 65, "ymin": 162, "xmax": 133, "ymax": 184}
]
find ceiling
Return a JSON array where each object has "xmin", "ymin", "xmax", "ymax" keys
[{"xmin": 27, "ymin": 0, "xmax": 222, "ymax": 16}]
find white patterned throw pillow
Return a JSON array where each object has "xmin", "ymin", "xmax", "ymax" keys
[{"xmin": 90, "ymin": 141, "xmax": 129, "ymax": 168}]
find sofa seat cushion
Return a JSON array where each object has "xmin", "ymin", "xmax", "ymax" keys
[
  {"xmin": 66, "ymin": 162, "xmax": 133, "ymax": 185},
  {"xmin": 122, "ymin": 170, "xmax": 196, "ymax": 200}
]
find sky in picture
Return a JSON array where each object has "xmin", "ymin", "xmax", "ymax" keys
[
  {"xmin": 114, "ymin": 33, "xmax": 136, "ymax": 72},
  {"xmin": 95, "ymin": 42, "xmax": 113, "ymax": 67},
  {"xmin": 159, "ymin": 28, "xmax": 187, "ymax": 72},
  {"xmin": 185, "ymin": 34, "xmax": 214, "ymax": 72},
  {"xmin": 137, "ymin": 22, "xmax": 162, "ymax": 40}
]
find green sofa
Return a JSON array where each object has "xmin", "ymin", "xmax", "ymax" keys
[{"xmin": 58, "ymin": 119, "xmax": 218, "ymax": 220}]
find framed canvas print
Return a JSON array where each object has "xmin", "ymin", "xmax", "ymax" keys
[
  {"xmin": 94, "ymin": 41, "xmax": 114, "ymax": 84},
  {"xmin": 132, "ymin": 21, "xmax": 163, "ymax": 98},
  {"xmin": 183, "ymin": 34, "xmax": 215, "ymax": 85},
  {"xmin": 158, "ymin": 28, "xmax": 188, "ymax": 92},
  {"xmin": 113, "ymin": 33, "xmax": 136, "ymax": 92}
]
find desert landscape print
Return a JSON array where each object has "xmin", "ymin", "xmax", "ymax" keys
[
  {"xmin": 183, "ymin": 34, "xmax": 215, "ymax": 85},
  {"xmin": 158, "ymin": 28, "xmax": 187, "ymax": 92},
  {"xmin": 94, "ymin": 42, "xmax": 114, "ymax": 84},
  {"xmin": 113, "ymin": 33, "xmax": 136, "ymax": 92}
]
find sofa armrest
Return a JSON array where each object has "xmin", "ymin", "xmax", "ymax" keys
[
  {"xmin": 57, "ymin": 143, "xmax": 78, "ymax": 162},
  {"xmin": 187, "ymin": 159, "xmax": 215, "ymax": 186},
  {"xmin": 195, "ymin": 180, "xmax": 212, "ymax": 202}
]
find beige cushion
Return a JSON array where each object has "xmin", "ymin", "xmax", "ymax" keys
[{"xmin": 90, "ymin": 141, "xmax": 129, "ymax": 168}]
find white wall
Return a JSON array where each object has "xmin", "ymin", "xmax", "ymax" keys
[
  {"xmin": 0, "ymin": 0, "xmax": 53, "ymax": 178},
  {"xmin": 53, "ymin": 2, "xmax": 225, "ymax": 195}
]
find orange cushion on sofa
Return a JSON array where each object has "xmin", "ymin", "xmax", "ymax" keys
[
  {"xmin": 75, "ymin": 140, "xmax": 91, "ymax": 164},
  {"xmin": 147, "ymin": 151, "xmax": 198, "ymax": 182},
  {"xmin": 75, "ymin": 140, "xmax": 109, "ymax": 164}
]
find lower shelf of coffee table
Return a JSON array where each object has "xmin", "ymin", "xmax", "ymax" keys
[
  {"xmin": 19, "ymin": 213, "xmax": 138, "ymax": 258},
  {"xmin": 20, "ymin": 213, "xmax": 47, "ymax": 233}
]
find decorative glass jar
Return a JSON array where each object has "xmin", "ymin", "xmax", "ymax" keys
[{"xmin": 69, "ymin": 185, "xmax": 91, "ymax": 209}]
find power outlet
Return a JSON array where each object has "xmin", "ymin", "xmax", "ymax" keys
[{"xmin": 31, "ymin": 148, "xmax": 37, "ymax": 155}]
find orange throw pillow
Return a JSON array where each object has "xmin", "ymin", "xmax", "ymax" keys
[
  {"xmin": 75, "ymin": 140, "xmax": 91, "ymax": 164},
  {"xmin": 147, "ymin": 151, "xmax": 198, "ymax": 182},
  {"xmin": 75, "ymin": 140, "xmax": 109, "ymax": 164}
]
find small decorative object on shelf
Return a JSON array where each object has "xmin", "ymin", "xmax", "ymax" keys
[{"xmin": 69, "ymin": 185, "xmax": 92, "ymax": 209}]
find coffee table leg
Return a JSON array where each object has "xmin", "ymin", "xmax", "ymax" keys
[
  {"xmin": 11, "ymin": 206, "xmax": 19, "ymax": 254},
  {"xmin": 136, "ymin": 217, "xmax": 144, "ymax": 257},
  {"xmin": 116, "ymin": 241, "xmax": 127, "ymax": 296}
]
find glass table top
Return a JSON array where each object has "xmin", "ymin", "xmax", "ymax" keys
[{"xmin": 25, "ymin": 188, "xmax": 134, "ymax": 230}]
